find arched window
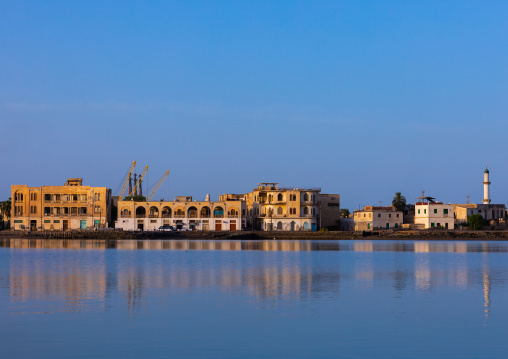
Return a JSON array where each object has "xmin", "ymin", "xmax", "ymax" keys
[
  {"xmin": 277, "ymin": 193, "xmax": 283, "ymax": 201},
  {"xmin": 268, "ymin": 194, "xmax": 273, "ymax": 202},
  {"xmin": 162, "ymin": 206, "xmax": 172, "ymax": 218},
  {"xmin": 136, "ymin": 207, "xmax": 146, "ymax": 218},
  {"xmin": 200, "ymin": 206, "xmax": 211, "ymax": 218},
  {"xmin": 312, "ymin": 194, "xmax": 315, "ymax": 202},
  {"xmin": 214, "ymin": 206, "xmax": 224, "ymax": 218},
  {"xmin": 303, "ymin": 193, "xmax": 309, "ymax": 202},
  {"xmin": 187, "ymin": 206, "xmax": 198, "ymax": 218},
  {"xmin": 304, "ymin": 207, "xmax": 309, "ymax": 215},
  {"xmin": 277, "ymin": 221, "xmax": 283, "ymax": 230},
  {"xmin": 277, "ymin": 207, "xmax": 283, "ymax": 215},
  {"xmin": 311, "ymin": 207, "xmax": 315, "ymax": 215},
  {"xmin": 149, "ymin": 206, "xmax": 159, "ymax": 218},
  {"xmin": 303, "ymin": 221, "xmax": 309, "ymax": 230}
]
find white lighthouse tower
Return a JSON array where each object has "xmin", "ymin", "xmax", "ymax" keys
[{"xmin": 483, "ymin": 165, "xmax": 491, "ymax": 204}]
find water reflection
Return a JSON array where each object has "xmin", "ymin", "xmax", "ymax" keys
[
  {"xmin": 1, "ymin": 239, "xmax": 507, "ymax": 319},
  {"xmin": 2, "ymin": 238, "xmax": 508, "ymax": 253}
]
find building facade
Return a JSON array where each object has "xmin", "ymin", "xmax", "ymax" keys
[
  {"xmin": 414, "ymin": 202, "xmax": 454, "ymax": 229},
  {"xmin": 115, "ymin": 196, "xmax": 246, "ymax": 231},
  {"xmin": 353, "ymin": 206, "xmax": 403, "ymax": 231},
  {"xmin": 318, "ymin": 194, "xmax": 341, "ymax": 228},
  {"xmin": 11, "ymin": 178, "xmax": 112, "ymax": 231},
  {"xmin": 236, "ymin": 183, "xmax": 323, "ymax": 231}
]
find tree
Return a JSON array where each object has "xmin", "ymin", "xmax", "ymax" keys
[
  {"xmin": 340, "ymin": 208, "xmax": 350, "ymax": 218},
  {"xmin": 468, "ymin": 214, "xmax": 485, "ymax": 230},
  {"xmin": 392, "ymin": 192, "xmax": 406, "ymax": 211},
  {"xmin": 121, "ymin": 195, "xmax": 146, "ymax": 202},
  {"xmin": 1, "ymin": 198, "xmax": 11, "ymax": 218}
]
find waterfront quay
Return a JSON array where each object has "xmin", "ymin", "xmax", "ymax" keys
[{"xmin": 2, "ymin": 165, "xmax": 507, "ymax": 235}]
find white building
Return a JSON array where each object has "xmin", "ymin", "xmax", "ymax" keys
[{"xmin": 414, "ymin": 201, "xmax": 454, "ymax": 229}]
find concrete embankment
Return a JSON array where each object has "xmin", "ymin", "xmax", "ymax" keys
[{"xmin": 2, "ymin": 229, "xmax": 508, "ymax": 240}]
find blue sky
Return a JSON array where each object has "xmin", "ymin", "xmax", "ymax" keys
[{"xmin": 1, "ymin": 1, "xmax": 507, "ymax": 210}]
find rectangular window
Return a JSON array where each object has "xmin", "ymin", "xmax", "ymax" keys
[
  {"xmin": 434, "ymin": 209, "xmax": 437, "ymax": 214},
  {"xmin": 444, "ymin": 209, "xmax": 448, "ymax": 214},
  {"xmin": 418, "ymin": 209, "xmax": 420, "ymax": 214},
  {"xmin": 396, "ymin": 214, "xmax": 399, "ymax": 218},
  {"xmin": 431, "ymin": 223, "xmax": 435, "ymax": 228},
  {"xmin": 54, "ymin": 220, "xmax": 60, "ymax": 223},
  {"xmin": 378, "ymin": 213, "xmax": 381, "ymax": 217},
  {"xmin": 437, "ymin": 223, "xmax": 441, "ymax": 227},
  {"xmin": 44, "ymin": 194, "xmax": 52, "ymax": 201},
  {"xmin": 44, "ymin": 220, "xmax": 50, "ymax": 223},
  {"xmin": 424, "ymin": 209, "xmax": 427, "ymax": 214},
  {"xmin": 389, "ymin": 214, "xmax": 391, "ymax": 218},
  {"xmin": 44, "ymin": 207, "xmax": 50, "ymax": 215},
  {"xmin": 14, "ymin": 220, "xmax": 23, "ymax": 223}
]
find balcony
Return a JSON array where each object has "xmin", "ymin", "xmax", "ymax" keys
[
  {"xmin": 228, "ymin": 215, "xmax": 239, "ymax": 218},
  {"xmin": 174, "ymin": 214, "xmax": 185, "ymax": 218}
]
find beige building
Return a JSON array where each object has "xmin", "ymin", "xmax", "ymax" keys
[
  {"xmin": 11, "ymin": 178, "xmax": 112, "ymax": 231},
  {"xmin": 414, "ymin": 201, "xmax": 454, "ymax": 229},
  {"xmin": 353, "ymin": 206, "xmax": 403, "ymax": 231},
  {"xmin": 116, "ymin": 195, "xmax": 246, "ymax": 231},
  {"xmin": 234, "ymin": 183, "xmax": 324, "ymax": 231}
]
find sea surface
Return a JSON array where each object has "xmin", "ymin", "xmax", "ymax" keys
[{"xmin": 0, "ymin": 239, "xmax": 507, "ymax": 359}]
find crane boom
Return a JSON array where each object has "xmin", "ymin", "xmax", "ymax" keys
[
  {"xmin": 118, "ymin": 161, "xmax": 136, "ymax": 200},
  {"xmin": 147, "ymin": 170, "xmax": 170, "ymax": 201},
  {"xmin": 130, "ymin": 165, "xmax": 149, "ymax": 197}
]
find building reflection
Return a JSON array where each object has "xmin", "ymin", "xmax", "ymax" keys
[{"xmin": 1, "ymin": 238, "xmax": 506, "ymax": 317}]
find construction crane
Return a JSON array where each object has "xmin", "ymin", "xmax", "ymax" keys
[
  {"xmin": 147, "ymin": 170, "xmax": 170, "ymax": 201},
  {"xmin": 118, "ymin": 161, "xmax": 136, "ymax": 200},
  {"xmin": 130, "ymin": 165, "xmax": 149, "ymax": 197}
]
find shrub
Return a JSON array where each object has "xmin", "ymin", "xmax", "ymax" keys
[{"xmin": 467, "ymin": 214, "xmax": 485, "ymax": 230}]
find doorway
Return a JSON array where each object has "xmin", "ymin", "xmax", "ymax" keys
[
  {"xmin": 215, "ymin": 221, "xmax": 222, "ymax": 231},
  {"xmin": 30, "ymin": 220, "xmax": 37, "ymax": 231},
  {"xmin": 230, "ymin": 221, "xmax": 236, "ymax": 231},
  {"xmin": 63, "ymin": 220, "xmax": 68, "ymax": 231}
]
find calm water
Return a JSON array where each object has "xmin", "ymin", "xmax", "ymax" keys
[{"xmin": 1, "ymin": 239, "xmax": 507, "ymax": 359}]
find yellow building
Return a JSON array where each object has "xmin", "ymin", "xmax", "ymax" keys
[
  {"xmin": 226, "ymin": 183, "xmax": 324, "ymax": 231},
  {"xmin": 11, "ymin": 178, "xmax": 111, "ymax": 231},
  {"xmin": 353, "ymin": 206, "xmax": 403, "ymax": 231},
  {"xmin": 116, "ymin": 196, "xmax": 246, "ymax": 231}
]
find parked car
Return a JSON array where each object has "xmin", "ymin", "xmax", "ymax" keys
[{"xmin": 158, "ymin": 225, "xmax": 175, "ymax": 231}]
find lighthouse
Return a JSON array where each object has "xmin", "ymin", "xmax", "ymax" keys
[{"xmin": 483, "ymin": 165, "xmax": 491, "ymax": 204}]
